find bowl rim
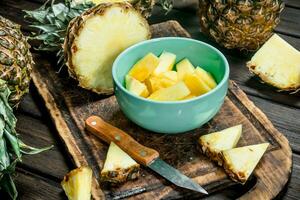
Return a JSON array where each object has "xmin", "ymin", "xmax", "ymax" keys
[{"xmin": 112, "ymin": 37, "xmax": 229, "ymax": 104}]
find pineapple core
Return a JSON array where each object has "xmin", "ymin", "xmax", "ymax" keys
[{"xmin": 247, "ymin": 34, "xmax": 300, "ymax": 90}]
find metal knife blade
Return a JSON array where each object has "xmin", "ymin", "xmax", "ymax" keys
[
  {"xmin": 85, "ymin": 115, "xmax": 208, "ymax": 194},
  {"xmin": 149, "ymin": 158, "xmax": 208, "ymax": 194}
]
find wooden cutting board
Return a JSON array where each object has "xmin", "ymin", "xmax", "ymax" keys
[{"xmin": 31, "ymin": 20, "xmax": 292, "ymax": 200}]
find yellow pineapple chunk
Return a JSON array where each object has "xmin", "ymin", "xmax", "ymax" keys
[
  {"xmin": 176, "ymin": 59, "xmax": 195, "ymax": 80},
  {"xmin": 152, "ymin": 52, "xmax": 176, "ymax": 76},
  {"xmin": 148, "ymin": 81, "xmax": 190, "ymax": 101},
  {"xmin": 157, "ymin": 71, "xmax": 178, "ymax": 82},
  {"xmin": 61, "ymin": 166, "xmax": 92, "ymax": 200},
  {"xmin": 145, "ymin": 75, "xmax": 176, "ymax": 93},
  {"xmin": 199, "ymin": 125, "xmax": 242, "ymax": 165},
  {"xmin": 195, "ymin": 67, "xmax": 217, "ymax": 89},
  {"xmin": 183, "ymin": 73, "xmax": 211, "ymax": 96},
  {"xmin": 128, "ymin": 53, "xmax": 159, "ymax": 82},
  {"xmin": 101, "ymin": 142, "xmax": 140, "ymax": 183},
  {"xmin": 221, "ymin": 143, "xmax": 269, "ymax": 184},
  {"xmin": 126, "ymin": 75, "xmax": 149, "ymax": 97},
  {"xmin": 182, "ymin": 94, "xmax": 196, "ymax": 100},
  {"xmin": 247, "ymin": 34, "xmax": 300, "ymax": 91}
]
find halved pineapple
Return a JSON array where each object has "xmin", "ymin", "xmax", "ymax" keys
[
  {"xmin": 152, "ymin": 51, "xmax": 176, "ymax": 76},
  {"xmin": 64, "ymin": 3, "xmax": 151, "ymax": 94},
  {"xmin": 247, "ymin": 34, "xmax": 300, "ymax": 91},
  {"xmin": 128, "ymin": 53, "xmax": 159, "ymax": 82},
  {"xmin": 61, "ymin": 166, "xmax": 92, "ymax": 200},
  {"xmin": 148, "ymin": 81, "xmax": 191, "ymax": 101},
  {"xmin": 101, "ymin": 142, "xmax": 140, "ymax": 183},
  {"xmin": 126, "ymin": 75, "xmax": 149, "ymax": 97},
  {"xmin": 184, "ymin": 73, "xmax": 211, "ymax": 96},
  {"xmin": 221, "ymin": 143, "xmax": 269, "ymax": 184},
  {"xmin": 195, "ymin": 67, "xmax": 217, "ymax": 89},
  {"xmin": 199, "ymin": 125, "xmax": 242, "ymax": 165},
  {"xmin": 145, "ymin": 75, "xmax": 176, "ymax": 93},
  {"xmin": 176, "ymin": 59, "xmax": 195, "ymax": 80}
]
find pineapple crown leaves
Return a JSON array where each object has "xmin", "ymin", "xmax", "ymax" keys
[
  {"xmin": 24, "ymin": 0, "xmax": 95, "ymax": 52},
  {"xmin": 0, "ymin": 79, "xmax": 53, "ymax": 200}
]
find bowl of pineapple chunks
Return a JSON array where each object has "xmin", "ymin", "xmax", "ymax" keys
[{"xmin": 112, "ymin": 37, "xmax": 229, "ymax": 134}]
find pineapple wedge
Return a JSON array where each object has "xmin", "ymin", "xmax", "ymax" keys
[
  {"xmin": 176, "ymin": 59, "xmax": 195, "ymax": 80},
  {"xmin": 195, "ymin": 67, "xmax": 217, "ymax": 89},
  {"xmin": 157, "ymin": 71, "xmax": 178, "ymax": 82},
  {"xmin": 148, "ymin": 81, "xmax": 191, "ymax": 101},
  {"xmin": 101, "ymin": 142, "xmax": 140, "ymax": 184},
  {"xmin": 247, "ymin": 34, "xmax": 300, "ymax": 91},
  {"xmin": 128, "ymin": 53, "xmax": 159, "ymax": 82},
  {"xmin": 61, "ymin": 166, "xmax": 92, "ymax": 200},
  {"xmin": 184, "ymin": 73, "xmax": 211, "ymax": 96},
  {"xmin": 199, "ymin": 125, "xmax": 242, "ymax": 165},
  {"xmin": 221, "ymin": 143, "xmax": 269, "ymax": 184},
  {"xmin": 126, "ymin": 75, "xmax": 149, "ymax": 97},
  {"xmin": 152, "ymin": 51, "xmax": 176, "ymax": 76},
  {"xmin": 145, "ymin": 75, "xmax": 176, "ymax": 93}
]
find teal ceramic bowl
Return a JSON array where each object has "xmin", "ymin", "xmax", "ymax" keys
[{"xmin": 112, "ymin": 37, "xmax": 229, "ymax": 134}]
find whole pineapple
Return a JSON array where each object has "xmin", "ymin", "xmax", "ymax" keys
[
  {"xmin": 0, "ymin": 16, "xmax": 33, "ymax": 106},
  {"xmin": 199, "ymin": 0, "xmax": 285, "ymax": 51}
]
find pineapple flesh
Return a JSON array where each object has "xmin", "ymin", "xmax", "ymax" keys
[
  {"xmin": 126, "ymin": 75, "xmax": 149, "ymax": 97},
  {"xmin": 198, "ymin": 0, "xmax": 285, "ymax": 50},
  {"xmin": 152, "ymin": 51, "xmax": 176, "ymax": 76},
  {"xmin": 221, "ymin": 143, "xmax": 269, "ymax": 184},
  {"xmin": 247, "ymin": 34, "xmax": 300, "ymax": 91},
  {"xmin": 176, "ymin": 58, "xmax": 195, "ymax": 80},
  {"xmin": 184, "ymin": 73, "xmax": 211, "ymax": 96},
  {"xmin": 0, "ymin": 16, "xmax": 33, "ymax": 106},
  {"xmin": 61, "ymin": 166, "xmax": 93, "ymax": 200},
  {"xmin": 195, "ymin": 67, "xmax": 217, "ymax": 89},
  {"xmin": 199, "ymin": 125, "xmax": 242, "ymax": 165},
  {"xmin": 101, "ymin": 142, "xmax": 140, "ymax": 183},
  {"xmin": 64, "ymin": 3, "xmax": 150, "ymax": 94}
]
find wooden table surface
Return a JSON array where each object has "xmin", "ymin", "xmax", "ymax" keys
[{"xmin": 0, "ymin": 0, "xmax": 299, "ymax": 199}]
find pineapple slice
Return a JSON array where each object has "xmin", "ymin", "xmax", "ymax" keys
[
  {"xmin": 152, "ymin": 51, "xmax": 176, "ymax": 76},
  {"xmin": 64, "ymin": 3, "xmax": 150, "ymax": 94},
  {"xmin": 195, "ymin": 67, "xmax": 217, "ymax": 89},
  {"xmin": 247, "ymin": 34, "xmax": 300, "ymax": 91},
  {"xmin": 221, "ymin": 143, "xmax": 269, "ymax": 184},
  {"xmin": 101, "ymin": 142, "xmax": 140, "ymax": 183},
  {"xmin": 184, "ymin": 73, "xmax": 211, "ymax": 96},
  {"xmin": 176, "ymin": 59, "xmax": 195, "ymax": 80},
  {"xmin": 158, "ymin": 71, "xmax": 178, "ymax": 82},
  {"xmin": 126, "ymin": 75, "xmax": 149, "ymax": 97},
  {"xmin": 148, "ymin": 81, "xmax": 191, "ymax": 101},
  {"xmin": 128, "ymin": 53, "xmax": 159, "ymax": 82},
  {"xmin": 199, "ymin": 125, "xmax": 242, "ymax": 165},
  {"xmin": 145, "ymin": 75, "xmax": 176, "ymax": 93},
  {"xmin": 61, "ymin": 166, "xmax": 92, "ymax": 200}
]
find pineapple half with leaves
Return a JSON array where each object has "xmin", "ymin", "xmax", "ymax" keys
[
  {"xmin": 64, "ymin": 3, "xmax": 151, "ymax": 94},
  {"xmin": 0, "ymin": 16, "xmax": 33, "ymax": 106},
  {"xmin": 198, "ymin": 0, "xmax": 285, "ymax": 51}
]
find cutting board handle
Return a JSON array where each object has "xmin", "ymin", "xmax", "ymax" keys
[{"xmin": 85, "ymin": 115, "xmax": 159, "ymax": 166}]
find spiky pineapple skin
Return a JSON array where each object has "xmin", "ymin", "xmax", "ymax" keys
[
  {"xmin": 64, "ymin": 2, "xmax": 150, "ymax": 94},
  {"xmin": 198, "ymin": 0, "xmax": 285, "ymax": 51},
  {"xmin": 0, "ymin": 16, "xmax": 33, "ymax": 106}
]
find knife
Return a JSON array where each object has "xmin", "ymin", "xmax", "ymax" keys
[{"xmin": 85, "ymin": 115, "xmax": 208, "ymax": 194}]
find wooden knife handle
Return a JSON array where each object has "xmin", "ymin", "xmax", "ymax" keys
[{"xmin": 85, "ymin": 115, "xmax": 159, "ymax": 166}]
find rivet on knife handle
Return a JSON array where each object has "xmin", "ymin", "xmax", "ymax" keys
[{"xmin": 85, "ymin": 115, "xmax": 159, "ymax": 166}]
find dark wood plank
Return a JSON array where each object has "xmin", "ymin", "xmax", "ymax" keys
[
  {"xmin": 15, "ymin": 113, "xmax": 71, "ymax": 179},
  {"xmin": 285, "ymin": 0, "xmax": 300, "ymax": 8}
]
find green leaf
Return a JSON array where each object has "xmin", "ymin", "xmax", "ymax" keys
[{"xmin": 0, "ymin": 174, "xmax": 17, "ymax": 200}]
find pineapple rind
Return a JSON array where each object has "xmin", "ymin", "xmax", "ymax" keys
[
  {"xmin": 64, "ymin": 3, "xmax": 151, "ymax": 94},
  {"xmin": 221, "ymin": 143, "xmax": 269, "ymax": 184},
  {"xmin": 199, "ymin": 125, "xmax": 242, "ymax": 166},
  {"xmin": 247, "ymin": 34, "xmax": 300, "ymax": 91},
  {"xmin": 61, "ymin": 166, "xmax": 93, "ymax": 200},
  {"xmin": 101, "ymin": 142, "xmax": 140, "ymax": 184}
]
